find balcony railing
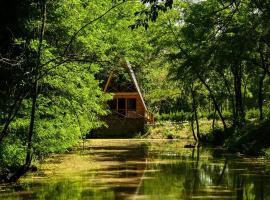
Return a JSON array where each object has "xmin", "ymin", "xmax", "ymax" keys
[
  {"xmin": 110, "ymin": 109, "xmax": 154, "ymax": 124},
  {"xmin": 112, "ymin": 109, "xmax": 144, "ymax": 119}
]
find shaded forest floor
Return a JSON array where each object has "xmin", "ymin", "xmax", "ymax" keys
[{"xmin": 225, "ymin": 120, "xmax": 270, "ymax": 156}]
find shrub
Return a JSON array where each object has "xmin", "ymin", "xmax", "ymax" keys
[
  {"xmin": 222, "ymin": 110, "xmax": 233, "ymax": 120},
  {"xmin": 263, "ymin": 106, "xmax": 270, "ymax": 119},
  {"xmin": 156, "ymin": 111, "xmax": 192, "ymax": 122},
  {"xmin": 0, "ymin": 137, "xmax": 26, "ymax": 172},
  {"xmin": 246, "ymin": 108, "xmax": 260, "ymax": 120}
]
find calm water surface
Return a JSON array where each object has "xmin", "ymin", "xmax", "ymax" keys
[{"xmin": 1, "ymin": 139, "xmax": 270, "ymax": 200}]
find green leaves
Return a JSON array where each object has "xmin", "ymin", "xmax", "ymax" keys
[{"xmin": 130, "ymin": 0, "xmax": 174, "ymax": 29}]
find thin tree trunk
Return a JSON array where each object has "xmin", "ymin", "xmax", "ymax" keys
[
  {"xmin": 191, "ymin": 88, "xmax": 200, "ymax": 141},
  {"xmin": 191, "ymin": 114, "xmax": 197, "ymax": 142},
  {"xmin": 0, "ymin": 96, "xmax": 26, "ymax": 143},
  {"xmin": 25, "ymin": 0, "xmax": 46, "ymax": 168},
  {"xmin": 196, "ymin": 73, "xmax": 227, "ymax": 131},
  {"xmin": 194, "ymin": 108, "xmax": 200, "ymax": 141},
  {"xmin": 258, "ymin": 71, "xmax": 266, "ymax": 120},
  {"xmin": 25, "ymin": 82, "xmax": 38, "ymax": 167},
  {"xmin": 212, "ymin": 109, "xmax": 217, "ymax": 130},
  {"xmin": 0, "ymin": 111, "xmax": 14, "ymax": 142},
  {"xmin": 243, "ymin": 80, "xmax": 247, "ymax": 112}
]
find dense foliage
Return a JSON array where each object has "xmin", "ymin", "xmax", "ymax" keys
[
  {"xmin": 0, "ymin": 0, "xmax": 165, "ymax": 181},
  {"xmin": 138, "ymin": 0, "xmax": 270, "ymax": 142}
]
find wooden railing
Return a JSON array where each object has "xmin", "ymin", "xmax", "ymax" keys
[
  {"xmin": 111, "ymin": 110, "xmax": 155, "ymax": 124},
  {"xmin": 112, "ymin": 110, "xmax": 144, "ymax": 119}
]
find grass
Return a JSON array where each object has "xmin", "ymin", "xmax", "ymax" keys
[
  {"xmin": 141, "ymin": 119, "xmax": 223, "ymax": 140},
  {"xmin": 140, "ymin": 121, "xmax": 192, "ymax": 139}
]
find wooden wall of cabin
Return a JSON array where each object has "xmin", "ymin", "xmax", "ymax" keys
[{"xmin": 112, "ymin": 92, "xmax": 145, "ymax": 118}]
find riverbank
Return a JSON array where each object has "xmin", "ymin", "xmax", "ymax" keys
[
  {"xmin": 224, "ymin": 120, "xmax": 270, "ymax": 156},
  {"xmin": 140, "ymin": 121, "xmax": 192, "ymax": 139},
  {"xmin": 141, "ymin": 120, "xmax": 220, "ymax": 140},
  {"xmin": 142, "ymin": 119, "xmax": 270, "ymax": 157}
]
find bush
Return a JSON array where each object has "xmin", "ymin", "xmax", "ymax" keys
[
  {"xmin": 222, "ymin": 110, "xmax": 233, "ymax": 120},
  {"xmin": 246, "ymin": 108, "xmax": 260, "ymax": 120},
  {"xmin": 156, "ymin": 111, "xmax": 192, "ymax": 122},
  {"xmin": 263, "ymin": 106, "xmax": 270, "ymax": 119},
  {"xmin": 0, "ymin": 137, "xmax": 26, "ymax": 172}
]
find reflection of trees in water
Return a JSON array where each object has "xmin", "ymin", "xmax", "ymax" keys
[
  {"xmin": 216, "ymin": 158, "xmax": 228, "ymax": 185},
  {"xmin": 2, "ymin": 141, "xmax": 270, "ymax": 200},
  {"xmin": 2, "ymin": 179, "xmax": 116, "ymax": 200},
  {"xmin": 141, "ymin": 143, "xmax": 270, "ymax": 200},
  {"xmin": 190, "ymin": 147, "xmax": 268, "ymax": 199},
  {"xmin": 1, "ymin": 142, "xmax": 149, "ymax": 200},
  {"xmin": 84, "ymin": 142, "xmax": 150, "ymax": 200},
  {"xmin": 219, "ymin": 155, "xmax": 267, "ymax": 199}
]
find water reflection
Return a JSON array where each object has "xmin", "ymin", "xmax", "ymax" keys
[{"xmin": 1, "ymin": 139, "xmax": 270, "ymax": 200}]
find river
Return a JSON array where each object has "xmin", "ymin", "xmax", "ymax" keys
[{"xmin": 1, "ymin": 139, "xmax": 270, "ymax": 199}]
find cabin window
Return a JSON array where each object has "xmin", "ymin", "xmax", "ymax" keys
[
  {"xmin": 127, "ymin": 98, "xmax": 136, "ymax": 110},
  {"xmin": 109, "ymin": 98, "xmax": 138, "ymax": 117},
  {"xmin": 118, "ymin": 98, "xmax": 126, "ymax": 116},
  {"xmin": 118, "ymin": 98, "xmax": 126, "ymax": 109}
]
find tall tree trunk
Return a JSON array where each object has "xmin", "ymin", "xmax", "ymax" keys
[
  {"xmin": 232, "ymin": 63, "xmax": 245, "ymax": 128},
  {"xmin": 25, "ymin": 0, "xmax": 46, "ymax": 168},
  {"xmin": 258, "ymin": 70, "xmax": 266, "ymax": 120}
]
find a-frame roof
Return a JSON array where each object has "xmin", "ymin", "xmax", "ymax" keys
[
  {"xmin": 104, "ymin": 59, "xmax": 147, "ymax": 111},
  {"xmin": 125, "ymin": 60, "xmax": 147, "ymax": 111}
]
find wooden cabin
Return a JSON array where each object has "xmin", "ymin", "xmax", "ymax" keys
[{"xmin": 91, "ymin": 60, "xmax": 153, "ymax": 138}]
